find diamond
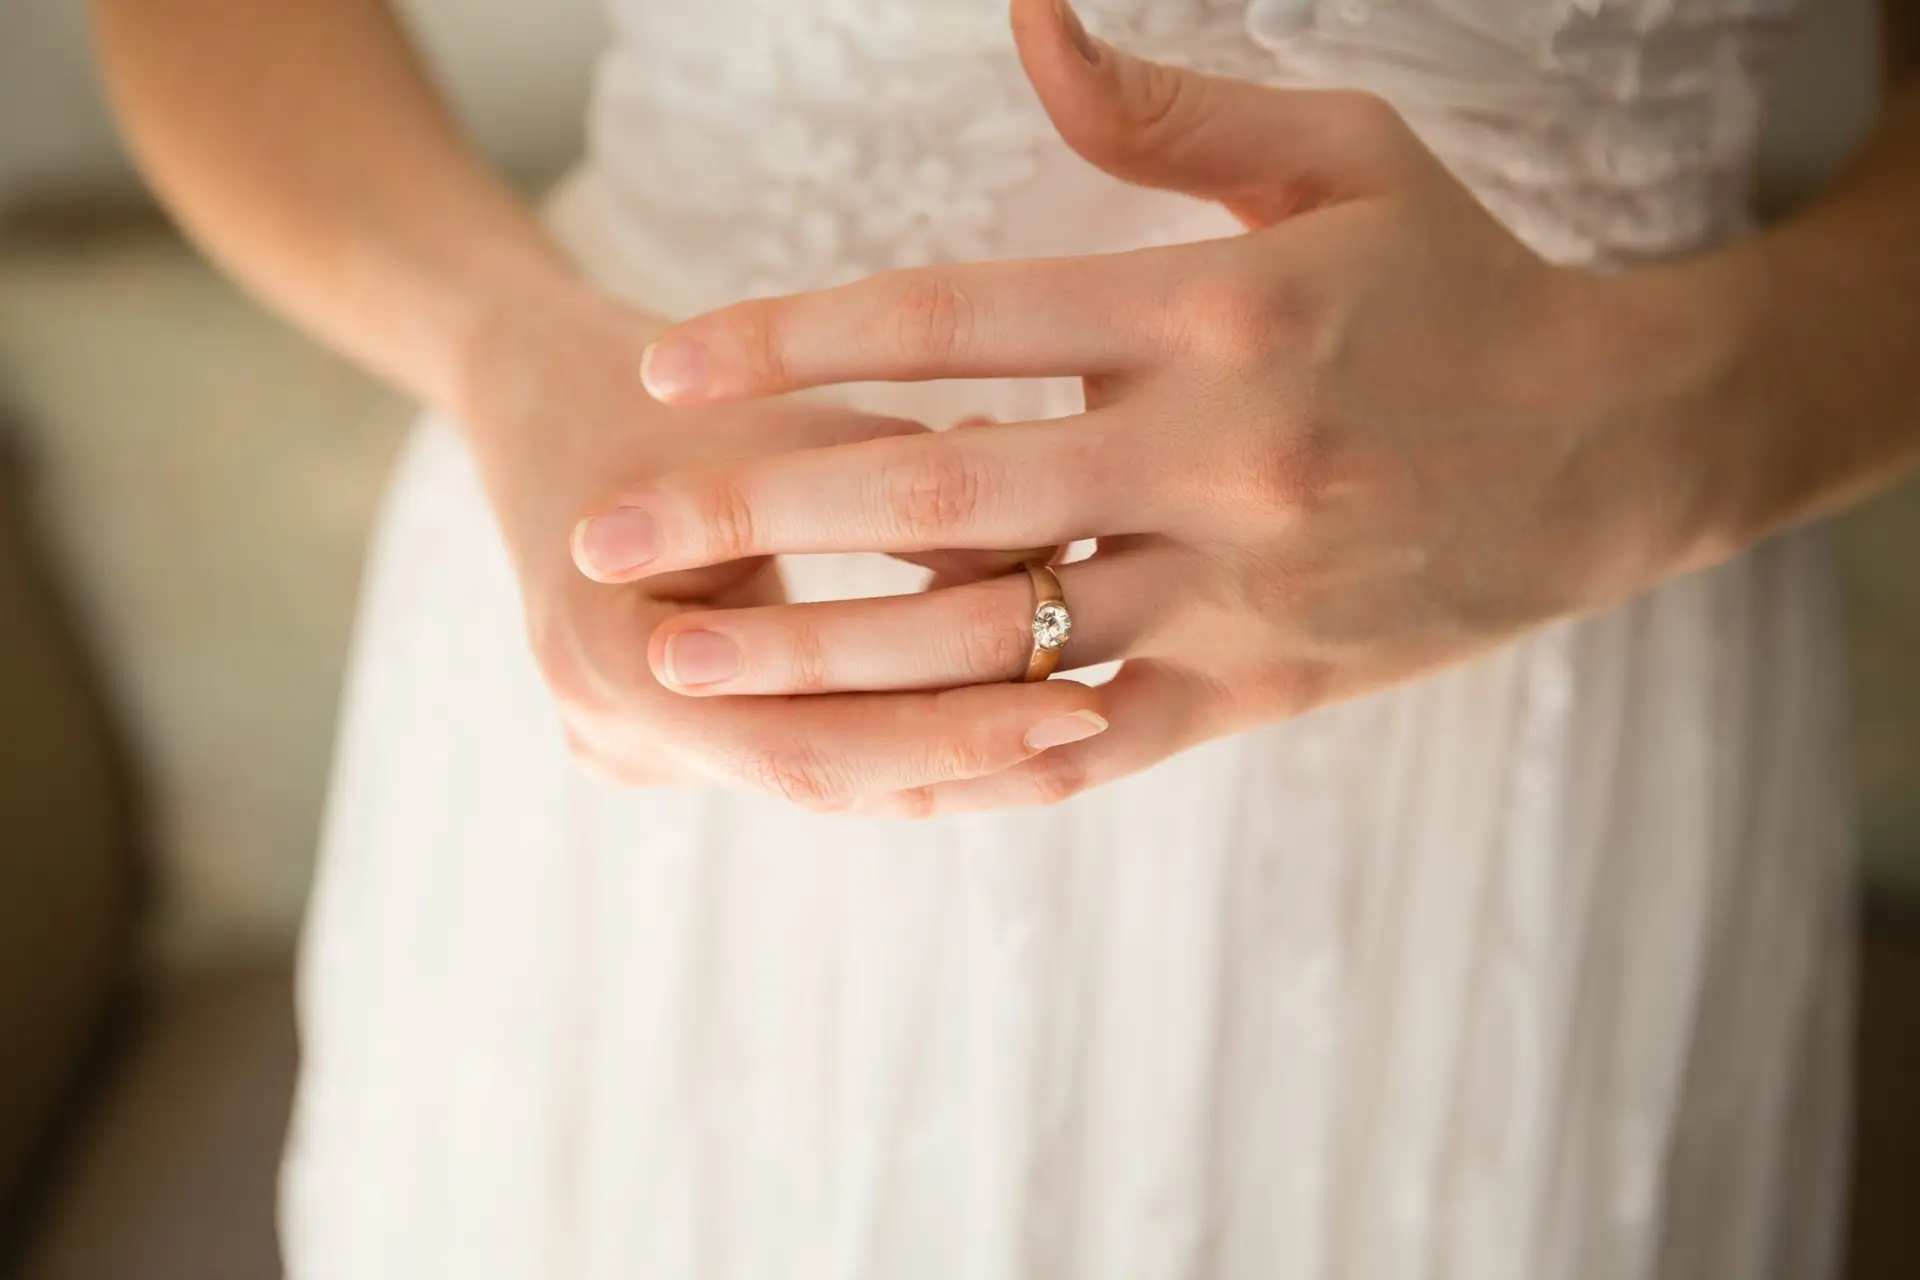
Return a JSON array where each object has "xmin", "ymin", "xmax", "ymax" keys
[{"xmin": 1032, "ymin": 601, "xmax": 1072, "ymax": 651}]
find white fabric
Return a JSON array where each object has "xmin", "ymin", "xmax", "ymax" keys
[{"xmin": 283, "ymin": 2, "xmax": 1856, "ymax": 1277}]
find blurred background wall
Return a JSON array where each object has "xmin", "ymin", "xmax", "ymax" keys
[
  {"xmin": 0, "ymin": 0, "xmax": 608, "ymax": 208},
  {"xmin": 0, "ymin": 1, "xmax": 1915, "ymax": 1276}
]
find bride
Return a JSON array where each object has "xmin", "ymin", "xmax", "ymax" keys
[{"xmin": 98, "ymin": 0, "xmax": 1918, "ymax": 1275}]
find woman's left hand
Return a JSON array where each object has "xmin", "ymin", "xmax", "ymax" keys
[{"xmin": 570, "ymin": 0, "xmax": 1724, "ymax": 814}]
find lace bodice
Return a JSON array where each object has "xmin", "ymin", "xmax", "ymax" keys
[{"xmin": 575, "ymin": 0, "xmax": 1804, "ymax": 308}]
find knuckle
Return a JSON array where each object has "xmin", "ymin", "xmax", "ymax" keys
[
  {"xmin": 1257, "ymin": 658, "xmax": 1335, "ymax": 720},
  {"xmin": 784, "ymin": 621, "xmax": 832, "ymax": 693},
  {"xmin": 734, "ymin": 744, "xmax": 840, "ymax": 809},
  {"xmin": 725, "ymin": 297, "xmax": 795, "ymax": 390},
  {"xmin": 1165, "ymin": 269, "xmax": 1299, "ymax": 367},
  {"xmin": 954, "ymin": 591, "xmax": 1032, "ymax": 681},
  {"xmin": 881, "ymin": 272, "xmax": 976, "ymax": 364},
  {"xmin": 885, "ymin": 449, "xmax": 984, "ymax": 542},
  {"xmin": 1244, "ymin": 425, "xmax": 1334, "ymax": 516},
  {"xmin": 1023, "ymin": 749, "xmax": 1090, "ymax": 807},
  {"xmin": 924, "ymin": 733, "xmax": 997, "ymax": 784},
  {"xmin": 691, "ymin": 475, "xmax": 758, "ymax": 561}
]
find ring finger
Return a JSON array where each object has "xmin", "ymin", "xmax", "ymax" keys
[{"xmin": 646, "ymin": 547, "xmax": 1184, "ymax": 695}]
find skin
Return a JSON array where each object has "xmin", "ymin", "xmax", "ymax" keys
[
  {"xmin": 95, "ymin": 0, "xmax": 1919, "ymax": 814},
  {"xmin": 580, "ymin": 0, "xmax": 1920, "ymax": 816},
  {"xmin": 92, "ymin": 0, "xmax": 1112, "ymax": 809}
]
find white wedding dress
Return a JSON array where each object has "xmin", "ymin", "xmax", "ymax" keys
[{"xmin": 282, "ymin": 2, "xmax": 1856, "ymax": 1277}]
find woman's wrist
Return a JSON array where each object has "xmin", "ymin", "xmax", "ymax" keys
[
  {"xmin": 445, "ymin": 264, "xmax": 679, "ymax": 571},
  {"xmin": 1559, "ymin": 246, "xmax": 1780, "ymax": 601},
  {"xmin": 449, "ymin": 267, "xmax": 668, "ymax": 451},
  {"xmin": 1588, "ymin": 99, "xmax": 1920, "ymax": 590}
]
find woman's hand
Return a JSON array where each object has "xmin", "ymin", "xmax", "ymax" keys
[
  {"xmin": 98, "ymin": 0, "xmax": 1108, "ymax": 809},
  {"xmin": 457, "ymin": 274, "xmax": 1110, "ymax": 804},
  {"xmin": 566, "ymin": 0, "xmax": 1728, "ymax": 814}
]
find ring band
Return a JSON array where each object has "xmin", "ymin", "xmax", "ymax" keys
[{"xmin": 1019, "ymin": 561, "xmax": 1072, "ymax": 683}]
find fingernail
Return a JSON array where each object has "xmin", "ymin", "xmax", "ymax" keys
[
  {"xmin": 662, "ymin": 630, "xmax": 742, "ymax": 687},
  {"xmin": 640, "ymin": 338, "xmax": 710, "ymax": 401},
  {"xmin": 1025, "ymin": 710, "xmax": 1108, "ymax": 752},
  {"xmin": 576, "ymin": 507, "xmax": 657, "ymax": 578},
  {"xmin": 1055, "ymin": 0, "xmax": 1101, "ymax": 65}
]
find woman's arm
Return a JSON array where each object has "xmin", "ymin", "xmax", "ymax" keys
[
  {"xmin": 1633, "ymin": 17, "xmax": 1920, "ymax": 573},
  {"xmin": 92, "ymin": 0, "xmax": 573, "ymax": 413}
]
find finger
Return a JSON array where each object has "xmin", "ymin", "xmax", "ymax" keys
[
  {"xmin": 572, "ymin": 416, "xmax": 1181, "ymax": 581},
  {"xmin": 686, "ymin": 679, "xmax": 1113, "ymax": 809},
  {"xmin": 1012, "ymin": 0, "xmax": 1415, "ymax": 228},
  {"xmin": 647, "ymin": 549, "xmax": 1175, "ymax": 695},
  {"xmin": 573, "ymin": 406, "xmax": 930, "ymax": 589},
  {"xmin": 598, "ymin": 513, "xmax": 790, "ymax": 609},
  {"xmin": 637, "ymin": 248, "xmax": 1193, "ymax": 403},
  {"xmin": 576, "ymin": 675, "xmax": 1106, "ymax": 802},
  {"xmin": 891, "ymin": 416, "xmax": 1061, "ymax": 585},
  {"xmin": 858, "ymin": 659, "xmax": 1212, "ymax": 817},
  {"xmin": 574, "ymin": 583, "xmax": 1114, "ymax": 805}
]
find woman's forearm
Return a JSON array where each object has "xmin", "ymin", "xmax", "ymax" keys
[
  {"xmin": 92, "ymin": 0, "xmax": 575, "ymax": 412},
  {"xmin": 1622, "ymin": 77, "xmax": 1920, "ymax": 574}
]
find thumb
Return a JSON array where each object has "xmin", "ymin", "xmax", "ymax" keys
[{"xmin": 1010, "ymin": 0, "xmax": 1414, "ymax": 227}]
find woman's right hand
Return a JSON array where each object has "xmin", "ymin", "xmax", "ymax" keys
[
  {"xmin": 97, "ymin": 0, "xmax": 1104, "ymax": 806},
  {"xmin": 452, "ymin": 274, "xmax": 1111, "ymax": 805}
]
